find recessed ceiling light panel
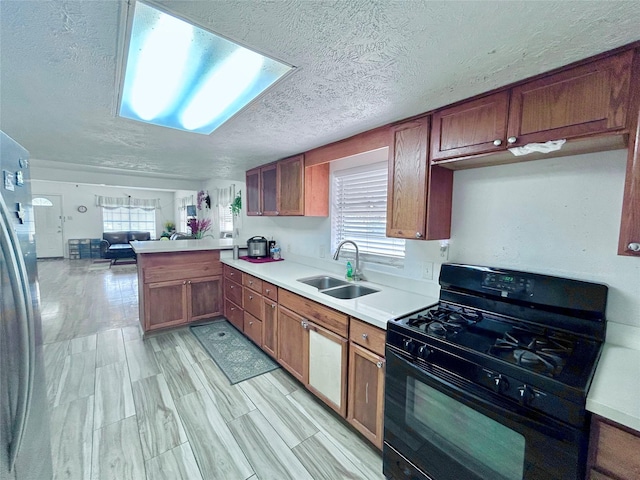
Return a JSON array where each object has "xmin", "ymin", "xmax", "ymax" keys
[{"xmin": 118, "ymin": 1, "xmax": 294, "ymax": 134}]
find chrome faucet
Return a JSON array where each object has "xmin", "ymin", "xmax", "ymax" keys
[{"xmin": 333, "ymin": 240, "xmax": 364, "ymax": 281}]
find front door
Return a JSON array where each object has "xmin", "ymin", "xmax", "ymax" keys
[{"xmin": 33, "ymin": 194, "xmax": 64, "ymax": 258}]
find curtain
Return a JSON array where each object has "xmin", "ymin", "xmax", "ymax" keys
[{"xmin": 95, "ymin": 195, "xmax": 161, "ymax": 210}]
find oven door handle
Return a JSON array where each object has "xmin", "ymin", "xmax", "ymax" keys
[{"xmin": 388, "ymin": 348, "xmax": 571, "ymax": 434}]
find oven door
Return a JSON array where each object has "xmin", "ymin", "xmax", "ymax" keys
[{"xmin": 383, "ymin": 348, "xmax": 587, "ymax": 480}]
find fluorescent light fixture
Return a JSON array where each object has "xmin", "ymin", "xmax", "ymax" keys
[{"xmin": 118, "ymin": 1, "xmax": 294, "ymax": 134}]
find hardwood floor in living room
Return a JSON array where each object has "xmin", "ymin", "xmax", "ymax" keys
[{"xmin": 38, "ymin": 259, "xmax": 383, "ymax": 480}]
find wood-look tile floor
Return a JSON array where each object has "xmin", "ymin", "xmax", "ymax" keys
[{"xmin": 38, "ymin": 259, "xmax": 384, "ymax": 480}]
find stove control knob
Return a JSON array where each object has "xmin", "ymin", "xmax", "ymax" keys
[
  {"xmin": 417, "ymin": 344, "xmax": 432, "ymax": 359},
  {"xmin": 517, "ymin": 385, "xmax": 534, "ymax": 405},
  {"xmin": 403, "ymin": 338, "xmax": 415, "ymax": 354},
  {"xmin": 492, "ymin": 375, "xmax": 509, "ymax": 393}
]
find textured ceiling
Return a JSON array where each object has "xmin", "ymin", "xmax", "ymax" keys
[{"xmin": 1, "ymin": 1, "xmax": 639, "ymax": 182}]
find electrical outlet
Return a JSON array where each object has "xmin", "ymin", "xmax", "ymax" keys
[
  {"xmin": 319, "ymin": 245, "xmax": 326, "ymax": 258},
  {"xmin": 422, "ymin": 261, "xmax": 433, "ymax": 280}
]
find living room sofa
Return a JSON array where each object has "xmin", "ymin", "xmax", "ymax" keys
[{"xmin": 100, "ymin": 231, "xmax": 150, "ymax": 264}]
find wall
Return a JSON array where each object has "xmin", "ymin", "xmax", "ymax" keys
[
  {"xmin": 31, "ymin": 180, "xmax": 177, "ymax": 255},
  {"xmin": 235, "ymin": 148, "xmax": 639, "ymax": 333}
]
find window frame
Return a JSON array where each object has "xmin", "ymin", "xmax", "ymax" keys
[{"xmin": 102, "ymin": 206, "xmax": 156, "ymax": 238}]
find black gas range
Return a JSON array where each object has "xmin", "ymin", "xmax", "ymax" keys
[{"xmin": 383, "ymin": 263, "xmax": 608, "ymax": 480}]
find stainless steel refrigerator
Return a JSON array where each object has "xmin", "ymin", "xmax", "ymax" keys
[{"xmin": 1, "ymin": 131, "xmax": 53, "ymax": 479}]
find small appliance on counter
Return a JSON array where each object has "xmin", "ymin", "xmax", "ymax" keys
[{"xmin": 247, "ymin": 236, "xmax": 268, "ymax": 258}]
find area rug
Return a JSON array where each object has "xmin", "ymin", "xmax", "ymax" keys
[{"xmin": 190, "ymin": 319, "xmax": 279, "ymax": 384}]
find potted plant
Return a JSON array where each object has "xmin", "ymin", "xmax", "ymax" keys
[
  {"xmin": 189, "ymin": 217, "xmax": 213, "ymax": 239},
  {"xmin": 231, "ymin": 191, "xmax": 242, "ymax": 216}
]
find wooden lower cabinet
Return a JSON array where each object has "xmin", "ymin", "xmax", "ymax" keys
[
  {"xmin": 262, "ymin": 297, "xmax": 278, "ymax": 357},
  {"xmin": 225, "ymin": 298, "xmax": 243, "ymax": 331},
  {"xmin": 347, "ymin": 345, "xmax": 385, "ymax": 449},
  {"xmin": 138, "ymin": 250, "xmax": 222, "ymax": 333},
  {"xmin": 588, "ymin": 415, "xmax": 640, "ymax": 479},
  {"xmin": 276, "ymin": 306, "xmax": 308, "ymax": 384},
  {"xmin": 243, "ymin": 311, "xmax": 263, "ymax": 346}
]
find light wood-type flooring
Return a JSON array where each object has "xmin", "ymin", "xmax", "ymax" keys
[{"xmin": 38, "ymin": 259, "xmax": 384, "ymax": 480}]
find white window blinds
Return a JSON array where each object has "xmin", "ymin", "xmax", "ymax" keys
[{"xmin": 332, "ymin": 162, "xmax": 405, "ymax": 264}]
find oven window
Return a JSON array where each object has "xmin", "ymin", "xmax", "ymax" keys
[{"xmin": 407, "ymin": 378, "xmax": 525, "ymax": 480}]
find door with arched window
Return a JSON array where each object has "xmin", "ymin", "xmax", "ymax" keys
[{"xmin": 32, "ymin": 194, "xmax": 64, "ymax": 258}]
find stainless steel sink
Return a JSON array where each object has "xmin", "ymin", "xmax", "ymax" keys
[
  {"xmin": 320, "ymin": 284, "xmax": 379, "ymax": 299},
  {"xmin": 297, "ymin": 275, "xmax": 350, "ymax": 289}
]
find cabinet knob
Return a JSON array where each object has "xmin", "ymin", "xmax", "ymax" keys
[
  {"xmin": 230, "ymin": 285, "xmax": 234, "ymax": 289},
  {"xmin": 507, "ymin": 136, "xmax": 517, "ymax": 144},
  {"xmin": 258, "ymin": 212, "xmax": 263, "ymax": 216},
  {"xmin": 183, "ymin": 281, "xmax": 186, "ymax": 285},
  {"xmin": 362, "ymin": 333, "xmax": 368, "ymax": 340},
  {"xmin": 249, "ymin": 295, "xmax": 253, "ymax": 300},
  {"xmin": 415, "ymin": 232, "xmax": 422, "ymax": 239},
  {"xmin": 271, "ymin": 304, "xmax": 276, "ymax": 309},
  {"xmin": 376, "ymin": 361, "xmax": 384, "ymax": 369},
  {"xmin": 301, "ymin": 321, "xmax": 308, "ymax": 329},
  {"xmin": 188, "ymin": 281, "xmax": 191, "ymax": 284},
  {"xmin": 265, "ymin": 289, "xmax": 270, "ymax": 293},
  {"xmin": 628, "ymin": 243, "xmax": 640, "ymax": 252},
  {"xmin": 249, "ymin": 280, "xmax": 253, "ymax": 285},
  {"xmin": 493, "ymin": 139, "xmax": 502, "ymax": 146},
  {"xmin": 249, "ymin": 321, "xmax": 253, "ymax": 326},
  {"xmin": 230, "ymin": 307, "xmax": 235, "ymax": 311},
  {"xmin": 275, "ymin": 211, "xmax": 280, "ymax": 215}
]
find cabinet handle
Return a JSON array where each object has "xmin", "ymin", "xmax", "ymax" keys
[
  {"xmin": 415, "ymin": 232, "xmax": 422, "ymax": 239},
  {"xmin": 301, "ymin": 321, "xmax": 308, "ymax": 329},
  {"xmin": 493, "ymin": 139, "xmax": 502, "ymax": 146},
  {"xmin": 275, "ymin": 211, "xmax": 280, "ymax": 215},
  {"xmin": 271, "ymin": 304, "xmax": 276, "ymax": 309},
  {"xmin": 230, "ymin": 285, "xmax": 234, "ymax": 289},
  {"xmin": 183, "ymin": 281, "xmax": 186, "ymax": 285},
  {"xmin": 376, "ymin": 360, "xmax": 384, "ymax": 368},
  {"xmin": 507, "ymin": 136, "xmax": 517, "ymax": 144},
  {"xmin": 361, "ymin": 333, "xmax": 368, "ymax": 340},
  {"xmin": 230, "ymin": 307, "xmax": 235, "ymax": 311},
  {"xmin": 249, "ymin": 295, "xmax": 253, "ymax": 300},
  {"xmin": 249, "ymin": 280, "xmax": 253, "ymax": 285},
  {"xmin": 188, "ymin": 281, "xmax": 192, "ymax": 284},
  {"xmin": 628, "ymin": 243, "xmax": 640, "ymax": 252},
  {"xmin": 265, "ymin": 289, "xmax": 270, "ymax": 293},
  {"xmin": 249, "ymin": 321, "xmax": 253, "ymax": 326}
]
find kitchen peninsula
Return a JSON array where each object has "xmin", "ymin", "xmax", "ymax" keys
[{"xmin": 132, "ymin": 239, "xmax": 235, "ymax": 332}]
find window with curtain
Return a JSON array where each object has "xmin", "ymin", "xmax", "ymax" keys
[
  {"xmin": 331, "ymin": 161, "xmax": 405, "ymax": 265},
  {"xmin": 102, "ymin": 207, "xmax": 156, "ymax": 237},
  {"xmin": 216, "ymin": 186, "xmax": 235, "ymax": 238}
]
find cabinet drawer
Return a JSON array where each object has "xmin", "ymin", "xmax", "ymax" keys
[
  {"xmin": 243, "ymin": 288, "xmax": 264, "ymax": 320},
  {"xmin": 350, "ymin": 318, "xmax": 386, "ymax": 357},
  {"xmin": 243, "ymin": 273, "xmax": 263, "ymax": 293},
  {"xmin": 224, "ymin": 265, "xmax": 242, "ymax": 282},
  {"xmin": 244, "ymin": 311, "xmax": 263, "ymax": 345},
  {"xmin": 262, "ymin": 281, "xmax": 278, "ymax": 301},
  {"xmin": 591, "ymin": 418, "xmax": 640, "ymax": 479},
  {"xmin": 144, "ymin": 261, "xmax": 221, "ymax": 284},
  {"xmin": 279, "ymin": 289, "xmax": 348, "ymax": 337},
  {"xmin": 224, "ymin": 278, "xmax": 243, "ymax": 306},
  {"xmin": 225, "ymin": 299, "xmax": 243, "ymax": 332}
]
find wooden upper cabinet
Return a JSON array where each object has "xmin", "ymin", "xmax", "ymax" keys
[
  {"xmin": 431, "ymin": 91, "xmax": 510, "ymax": 161},
  {"xmin": 246, "ymin": 167, "xmax": 261, "ymax": 216},
  {"xmin": 387, "ymin": 117, "xmax": 453, "ymax": 240},
  {"xmin": 387, "ymin": 117, "xmax": 429, "ymax": 239},
  {"xmin": 507, "ymin": 50, "xmax": 633, "ymax": 146},
  {"xmin": 278, "ymin": 154, "xmax": 304, "ymax": 215},
  {"xmin": 261, "ymin": 163, "xmax": 278, "ymax": 215}
]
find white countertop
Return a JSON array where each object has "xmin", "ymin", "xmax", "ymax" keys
[
  {"xmin": 586, "ymin": 323, "xmax": 640, "ymax": 432},
  {"xmin": 221, "ymin": 257, "xmax": 438, "ymax": 330},
  {"xmin": 131, "ymin": 238, "xmax": 236, "ymax": 254}
]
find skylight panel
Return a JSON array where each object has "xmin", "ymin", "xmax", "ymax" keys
[{"xmin": 118, "ymin": 1, "xmax": 294, "ymax": 134}]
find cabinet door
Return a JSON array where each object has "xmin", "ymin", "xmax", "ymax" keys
[
  {"xmin": 276, "ymin": 306, "xmax": 308, "ymax": 384},
  {"xmin": 188, "ymin": 275, "xmax": 222, "ymax": 321},
  {"xmin": 145, "ymin": 280, "xmax": 188, "ymax": 331},
  {"xmin": 261, "ymin": 163, "xmax": 278, "ymax": 215},
  {"xmin": 263, "ymin": 297, "xmax": 278, "ymax": 358},
  {"xmin": 246, "ymin": 167, "xmax": 262, "ymax": 215},
  {"xmin": 277, "ymin": 154, "xmax": 304, "ymax": 215},
  {"xmin": 347, "ymin": 342, "xmax": 385, "ymax": 449},
  {"xmin": 508, "ymin": 50, "xmax": 633, "ymax": 146},
  {"xmin": 307, "ymin": 322, "xmax": 348, "ymax": 417},
  {"xmin": 431, "ymin": 91, "xmax": 510, "ymax": 161},
  {"xmin": 386, "ymin": 117, "xmax": 429, "ymax": 239}
]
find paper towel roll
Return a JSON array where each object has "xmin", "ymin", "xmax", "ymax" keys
[{"xmin": 508, "ymin": 139, "xmax": 566, "ymax": 156}]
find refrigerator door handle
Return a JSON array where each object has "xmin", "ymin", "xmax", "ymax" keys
[{"xmin": 0, "ymin": 193, "xmax": 34, "ymax": 471}]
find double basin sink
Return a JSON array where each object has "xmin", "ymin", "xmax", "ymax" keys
[{"xmin": 297, "ymin": 275, "xmax": 379, "ymax": 299}]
